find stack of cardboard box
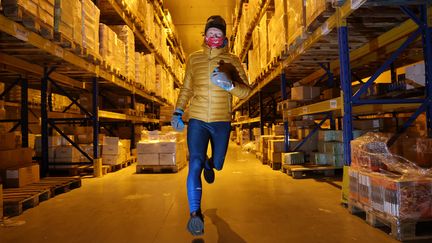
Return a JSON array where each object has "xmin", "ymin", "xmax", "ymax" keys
[
  {"xmin": 111, "ymin": 25, "xmax": 136, "ymax": 82},
  {"xmin": 101, "ymin": 137, "xmax": 131, "ymax": 165},
  {"xmin": 137, "ymin": 137, "xmax": 187, "ymax": 167},
  {"xmin": 0, "ymin": 133, "xmax": 39, "ymax": 188},
  {"xmin": 54, "ymin": 0, "xmax": 82, "ymax": 45},
  {"xmin": 81, "ymin": 0, "xmax": 100, "ymax": 54},
  {"xmin": 350, "ymin": 133, "xmax": 432, "ymax": 223}
]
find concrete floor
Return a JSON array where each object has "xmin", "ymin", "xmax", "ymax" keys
[{"xmin": 0, "ymin": 143, "xmax": 412, "ymax": 243}]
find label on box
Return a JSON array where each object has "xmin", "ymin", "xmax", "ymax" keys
[
  {"xmin": 302, "ymin": 107, "xmax": 308, "ymax": 113},
  {"xmin": 330, "ymin": 99, "xmax": 337, "ymax": 109},
  {"xmin": 6, "ymin": 170, "xmax": 19, "ymax": 179},
  {"xmin": 14, "ymin": 26, "xmax": 29, "ymax": 41},
  {"xmin": 373, "ymin": 120, "xmax": 380, "ymax": 128}
]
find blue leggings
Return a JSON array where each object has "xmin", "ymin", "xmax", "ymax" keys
[{"xmin": 187, "ymin": 118, "xmax": 231, "ymax": 213}]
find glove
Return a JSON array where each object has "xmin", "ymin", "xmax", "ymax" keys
[
  {"xmin": 211, "ymin": 68, "xmax": 234, "ymax": 91},
  {"xmin": 171, "ymin": 108, "xmax": 185, "ymax": 131}
]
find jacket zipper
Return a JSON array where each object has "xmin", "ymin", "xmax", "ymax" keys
[{"xmin": 208, "ymin": 48, "xmax": 212, "ymax": 123}]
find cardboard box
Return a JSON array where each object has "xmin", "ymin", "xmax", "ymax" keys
[
  {"xmin": 102, "ymin": 154, "xmax": 125, "ymax": 165},
  {"xmin": 53, "ymin": 146, "xmax": 81, "ymax": 162},
  {"xmin": 159, "ymin": 141, "xmax": 178, "ymax": 153},
  {"xmin": 349, "ymin": 168, "xmax": 359, "ymax": 201},
  {"xmin": 5, "ymin": 164, "xmax": 40, "ymax": 188},
  {"xmin": 137, "ymin": 142, "xmax": 160, "ymax": 154},
  {"xmin": 0, "ymin": 148, "xmax": 34, "ymax": 170},
  {"xmin": 0, "ymin": 133, "xmax": 21, "ymax": 150},
  {"xmin": 137, "ymin": 153, "xmax": 159, "ymax": 165},
  {"xmin": 103, "ymin": 136, "xmax": 119, "ymax": 145},
  {"xmin": 159, "ymin": 153, "xmax": 176, "ymax": 166},
  {"xmin": 352, "ymin": 119, "xmax": 384, "ymax": 131},
  {"xmin": 322, "ymin": 87, "xmax": 340, "ymax": 100},
  {"xmin": 291, "ymin": 86, "xmax": 321, "ymax": 101},
  {"xmin": 282, "ymin": 152, "xmax": 304, "ymax": 165},
  {"xmin": 102, "ymin": 144, "xmax": 119, "ymax": 155}
]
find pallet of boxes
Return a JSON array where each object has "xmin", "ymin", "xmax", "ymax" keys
[
  {"xmin": 101, "ymin": 136, "xmax": 133, "ymax": 172},
  {"xmin": 136, "ymin": 131, "xmax": 187, "ymax": 173},
  {"xmin": 0, "ymin": 132, "xmax": 40, "ymax": 217},
  {"xmin": 348, "ymin": 133, "xmax": 432, "ymax": 241}
]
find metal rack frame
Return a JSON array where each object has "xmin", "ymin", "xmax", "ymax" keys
[
  {"xmin": 0, "ymin": 0, "xmax": 183, "ymax": 177},
  {"xmin": 232, "ymin": 1, "xmax": 431, "ymax": 167}
]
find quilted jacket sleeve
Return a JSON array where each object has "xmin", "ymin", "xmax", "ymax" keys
[
  {"xmin": 175, "ymin": 57, "xmax": 194, "ymax": 111},
  {"xmin": 229, "ymin": 55, "xmax": 251, "ymax": 99}
]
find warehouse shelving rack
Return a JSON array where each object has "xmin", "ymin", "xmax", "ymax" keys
[
  {"xmin": 231, "ymin": 0, "xmax": 431, "ymax": 171},
  {"xmin": 0, "ymin": 0, "xmax": 186, "ymax": 177}
]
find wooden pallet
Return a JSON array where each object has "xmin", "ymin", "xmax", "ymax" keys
[
  {"xmin": 105, "ymin": 157, "xmax": 137, "ymax": 173},
  {"xmin": 3, "ymin": 5, "xmax": 53, "ymax": 40},
  {"xmin": 136, "ymin": 162, "xmax": 186, "ymax": 174},
  {"xmin": 79, "ymin": 47, "xmax": 101, "ymax": 65},
  {"xmin": 53, "ymin": 32, "xmax": 82, "ymax": 54},
  {"xmin": 48, "ymin": 165, "xmax": 91, "ymax": 176},
  {"xmin": 2, "ymin": 177, "xmax": 81, "ymax": 217},
  {"xmin": 282, "ymin": 163, "xmax": 342, "ymax": 179},
  {"xmin": 348, "ymin": 199, "xmax": 432, "ymax": 242}
]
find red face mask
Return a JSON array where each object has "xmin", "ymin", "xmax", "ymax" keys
[{"xmin": 205, "ymin": 36, "xmax": 224, "ymax": 48}]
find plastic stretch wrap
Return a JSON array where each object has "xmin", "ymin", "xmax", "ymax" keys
[
  {"xmin": 350, "ymin": 133, "xmax": 432, "ymax": 222},
  {"xmin": 81, "ymin": 0, "xmax": 100, "ymax": 53},
  {"xmin": 111, "ymin": 25, "xmax": 136, "ymax": 81},
  {"xmin": 305, "ymin": 0, "xmax": 326, "ymax": 27},
  {"xmin": 351, "ymin": 133, "xmax": 431, "ymax": 177}
]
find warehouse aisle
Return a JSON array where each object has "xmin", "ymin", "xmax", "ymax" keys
[{"xmin": 0, "ymin": 143, "xmax": 400, "ymax": 243}]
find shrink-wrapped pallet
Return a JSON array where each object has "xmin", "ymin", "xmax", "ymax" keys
[
  {"xmin": 111, "ymin": 25, "xmax": 136, "ymax": 82},
  {"xmin": 81, "ymin": 0, "xmax": 99, "ymax": 53},
  {"xmin": 99, "ymin": 24, "xmax": 116, "ymax": 68},
  {"xmin": 305, "ymin": 0, "xmax": 326, "ymax": 27}
]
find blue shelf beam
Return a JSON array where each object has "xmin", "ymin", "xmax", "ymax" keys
[
  {"xmin": 292, "ymin": 112, "xmax": 332, "ymax": 152},
  {"xmin": 338, "ymin": 23, "xmax": 353, "ymax": 166},
  {"xmin": 92, "ymin": 77, "xmax": 100, "ymax": 159},
  {"xmin": 420, "ymin": 4, "xmax": 432, "ymax": 138},
  {"xmin": 319, "ymin": 62, "xmax": 335, "ymax": 88},
  {"xmin": 281, "ymin": 71, "xmax": 290, "ymax": 152}
]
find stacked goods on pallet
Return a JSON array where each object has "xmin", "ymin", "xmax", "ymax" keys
[
  {"xmin": 38, "ymin": 0, "xmax": 55, "ymax": 34},
  {"xmin": 137, "ymin": 131, "xmax": 187, "ymax": 167},
  {"xmin": 282, "ymin": 152, "xmax": 305, "ymax": 165},
  {"xmin": 312, "ymin": 130, "xmax": 344, "ymax": 166},
  {"xmin": 111, "ymin": 25, "xmax": 136, "ymax": 82},
  {"xmin": 0, "ymin": 132, "xmax": 39, "ymax": 188},
  {"xmin": 135, "ymin": 52, "xmax": 145, "ymax": 88},
  {"xmin": 101, "ymin": 136, "xmax": 131, "ymax": 165},
  {"xmin": 51, "ymin": 93, "xmax": 80, "ymax": 113},
  {"xmin": 349, "ymin": 133, "xmax": 432, "ymax": 237},
  {"xmin": 305, "ymin": 0, "xmax": 326, "ymax": 27},
  {"xmin": 144, "ymin": 53, "xmax": 156, "ymax": 93},
  {"xmin": 155, "ymin": 65, "xmax": 164, "ymax": 98},
  {"xmin": 2, "ymin": 0, "xmax": 54, "ymax": 38},
  {"xmin": 258, "ymin": 12, "xmax": 270, "ymax": 70},
  {"xmin": 268, "ymin": 0, "xmax": 289, "ymax": 60},
  {"xmin": 41, "ymin": 135, "xmax": 79, "ymax": 167},
  {"xmin": 54, "ymin": 0, "xmax": 82, "ymax": 46},
  {"xmin": 248, "ymin": 28, "xmax": 260, "ymax": 84},
  {"xmin": 99, "ymin": 24, "xmax": 117, "ymax": 70},
  {"xmin": 81, "ymin": 0, "xmax": 99, "ymax": 54},
  {"xmin": 236, "ymin": 129, "xmax": 250, "ymax": 147}
]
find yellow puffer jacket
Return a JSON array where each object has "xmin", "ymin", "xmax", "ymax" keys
[{"xmin": 175, "ymin": 43, "xmax": 251, "ymax": 122}]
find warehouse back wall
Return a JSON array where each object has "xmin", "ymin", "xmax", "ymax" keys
[{"xmin": 164, "ymin": 0, "xmax": 235, "ymax": 55}]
